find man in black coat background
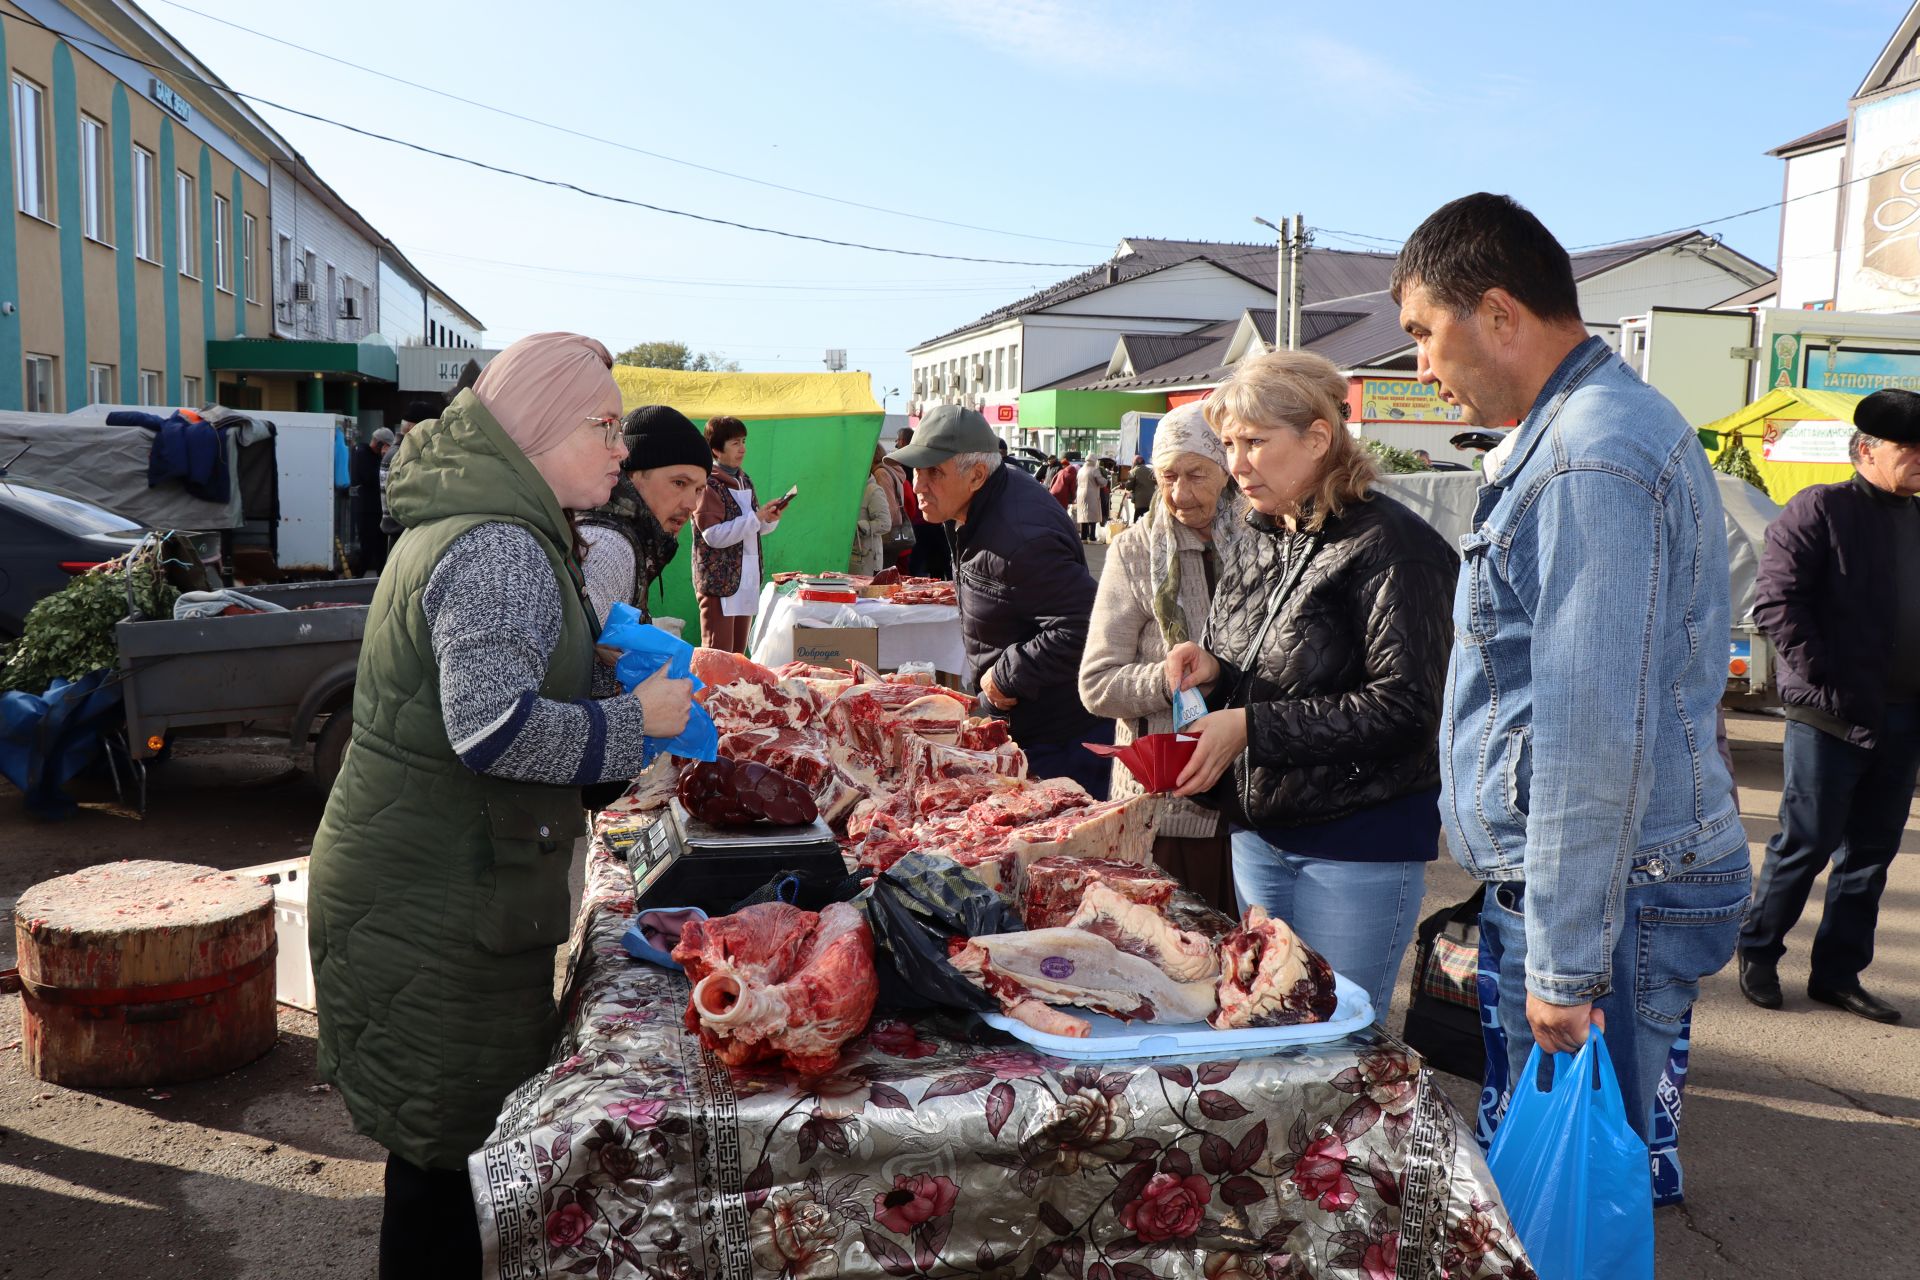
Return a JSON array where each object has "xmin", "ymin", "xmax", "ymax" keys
[
  {"xmin": 890, "ymin": 405, "xmax": 1113, "ymax": 797},
  {"xmin": 1741, "ymin": 387, "xmax": 1920, "ymax": 1023},
  {"xmin": 349, "ymin": 426, "xmax": 396, "ymax": 576}
]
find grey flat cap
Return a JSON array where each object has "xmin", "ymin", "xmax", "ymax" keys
[{"xmin": 888, "ymin": 404, "xmax": 998, "ymax": 468}]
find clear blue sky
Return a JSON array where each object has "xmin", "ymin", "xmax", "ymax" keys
[{"xmin": 148, "ymin": 0, "xmax": 1910, "ymax": 406}]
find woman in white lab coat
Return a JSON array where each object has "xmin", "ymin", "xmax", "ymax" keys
[{"xmin": 691, "ymin": 415, "xmax": 789, "ymax": 653}]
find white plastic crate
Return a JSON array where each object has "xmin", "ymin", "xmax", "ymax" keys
[{"xmin": 233, "ymin": 857, "xmax": 314, "ymax": 1012}]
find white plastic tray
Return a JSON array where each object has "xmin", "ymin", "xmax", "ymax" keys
[{"xmin": 978, "ymin": 973, "xmax": 1375, "ymax": 1061}]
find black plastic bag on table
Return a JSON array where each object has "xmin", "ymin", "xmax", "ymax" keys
[{"xmin": 858, "ymin": 851, "xmax": 1022, "ymax": 1012}]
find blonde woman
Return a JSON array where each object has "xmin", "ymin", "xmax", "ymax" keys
[
  {"xmin": 1165, "ymin": 350, "xmax": 1458, "ymax": 1016},
  {"xmin": 1079, "ymin": 404, "xmax": 1245, "ymax": 909}
]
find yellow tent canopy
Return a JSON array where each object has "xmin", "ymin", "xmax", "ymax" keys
[
  {"xmin": 611, "ymin": 366, "xmax": 881, "ymax": 419},
  {"xmin": 1701, "ymin": 387, "xmax": 1863, "ymax": 505}
]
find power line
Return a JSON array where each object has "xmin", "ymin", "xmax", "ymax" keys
[
  {"xmin": 0, "ymin": 9, "xmax": 1097, "ymax": 270},
  {"xmin": 400, "ymin": 246, "xmax": 1051, "ymax": 294},
  {"xmin": 148, "ymin": 0, "xmax": 1108, "ymax": 252}
]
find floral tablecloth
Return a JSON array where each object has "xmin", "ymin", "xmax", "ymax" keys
[{"xmin": 471, "ymin": 839, "xmax": 1531, "ymax": 1280}]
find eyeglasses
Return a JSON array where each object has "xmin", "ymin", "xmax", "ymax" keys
[{"xmin": 582, "ymin": 415, "xmax": 622, "ymax": 449}]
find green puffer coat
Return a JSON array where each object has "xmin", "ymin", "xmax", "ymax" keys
[{"xmin": 308, "ymin": 390, "xmax": 592, "ymax": 1170}]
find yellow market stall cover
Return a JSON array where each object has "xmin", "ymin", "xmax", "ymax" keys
[
  {"xmin": 1702, "ymin": 387, "xmax": 1863, "ymax": 505},
  {"xmin": 607, "ymin": 366, "xmax": 884, "ymax": 646},
  {"xmin": 612, "ymin": 367, "xmax": 881, "ymax": 419}
]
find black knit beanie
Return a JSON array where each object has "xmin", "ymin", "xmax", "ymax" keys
[{"xmin": 621, "ymin": 404, "xmax": 713, "ymax": 473}]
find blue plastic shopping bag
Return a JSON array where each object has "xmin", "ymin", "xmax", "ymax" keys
[
  {"xmin": 597, "ymin": 602, "xmax": 718, "ymax": 762},
  {"xmin": 1486, "ymin": 1030, "xmax": 1653, "ymax": 1280}
]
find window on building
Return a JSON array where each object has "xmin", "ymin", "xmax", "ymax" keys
[
  {"xmin": 138, "ymin": 369, "xmax": 162, "ymax": 406},
  {"xmin": 243, "ymin": 213, "xmax": 259, "ymax": 301},
  {"xmin": 80, "ymin": 116, "xmax": 108, "ymax": 243},
  {"xmin": 1010, "ymin": 346, "xmax": 1020, "ymax": 392},
  {"xmin": 176, "ymin": 172, "xmax": 197, "ymax": 277},
  {"xmin": 182, "ymin": 375, "xmax": 201, "ymax": 406},
  {"xmin": 24, "ymin": 354, "xmax": 55, "ymax": 412},
  {"xmin": 87, "ymin": 363, "xmax": 113, "ymax": 405},
  {"xmin": 132, "ymin": 147, "xmax": 157, "ymax": 260},
  {"xmin": 11, "ymin": 76, "xmax": 46, "ymax": 220},
  {"xmin": 324, "ymin": 263, "xmax": 337, "ymax": 339},
  {"xmin": 996, "ymin": 348, "xmax": 1006, "ymax": 391},
  {"xmin": 211, "ymin": 194, "xmax": 230, "ymax": 292},
  {"xmin": 360, "ymin": 284, "xmax": 371, "ymax": 330}
]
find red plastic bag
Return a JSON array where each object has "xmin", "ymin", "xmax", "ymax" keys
[{"xmin": 1084, "ymin": 733, "xmax": 1198, "ymax": 792}]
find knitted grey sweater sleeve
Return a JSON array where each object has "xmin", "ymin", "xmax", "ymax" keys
[{"xmin": 422, "ymin": 522, "xmax": 652, "ymax": 785}]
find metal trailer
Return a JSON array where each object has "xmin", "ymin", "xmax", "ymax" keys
[
  {"xmin": 1376, "ymin": 469, "xmax": 1783, "ymax": 710},
  {"xmin": 113, "ymin": 578, "xmax": 377, "ymax": 802}
]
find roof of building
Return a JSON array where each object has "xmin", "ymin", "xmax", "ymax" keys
[
  {"xmin": 912, "ymin": 238, "xmax": 1398, "ymax": 349},
  {"xmin": 1715, "ymin": 279, "xmax": 1783, "ymax": 308},
  {"xmin": 1767, "ymin": 120, "xmax": 1847, "ymax": 156}
]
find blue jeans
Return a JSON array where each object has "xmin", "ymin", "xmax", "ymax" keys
[
  {"xmin": 1738, "ymin": 706, "xmax": 1920, "ymax": 990},
  {"xmin": 1228, "ymin": 829, "xmax": 1425, "ymax": 1018},
  {"xmin": 1477, "ymin": 847, "xmax": 1749, "ymax": 1149}
]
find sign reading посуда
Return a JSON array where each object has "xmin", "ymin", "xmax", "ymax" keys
[{"xmin": 1355, "ymin": 379, "xmax": 1465, "ymax": 423}]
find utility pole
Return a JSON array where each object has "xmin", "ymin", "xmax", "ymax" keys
[
  {"xmin": 1289, "ymin": 214, "xmax": 1308, "ymax": 351},
  {"xmin": 1253, "ymin": 215, "xmax": 1290, "ymax": 350}
]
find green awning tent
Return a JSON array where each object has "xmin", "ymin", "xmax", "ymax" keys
[{"xmin": 610, "ymin": 367, "xmax": 883, "ymax": 645}]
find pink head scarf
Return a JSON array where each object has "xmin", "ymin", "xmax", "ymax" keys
[{"xmin": 472, "ymin": 332, "xmax": 621, "ymax": 459}]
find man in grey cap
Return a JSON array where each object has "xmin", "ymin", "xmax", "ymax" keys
[
  {"xmin": 350, "ymin": 425, "xmax": 398, "ymax": 575},
  {"xmin": 1740, "ymin": 387, "xmax": 1920, "ymax": 1023},
  {"xmin": 890, "ymin": 405, "xmax": 1113, "ymax": 795}
]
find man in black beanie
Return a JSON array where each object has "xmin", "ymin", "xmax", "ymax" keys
[
  {"xmin": 1741, "ymin": 387, "xmax": 1920, "ymax": 1023},
  {"xmin": 578, "ymin": 404, "xmax": 712, "ymax": 627}
]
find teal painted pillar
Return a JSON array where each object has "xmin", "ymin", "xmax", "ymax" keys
[
  {"xmin": 230, "ymin": 170, "xmax": 245, "ymax": 336},
  {"xmin": 159, "ymin": 120, "xmax": 180, "ymax": 405},
  {"xmin": 302, "ymin": 375, "xmax": 324, "ymax": 412},
  {"xmin": 198, "ymin": 146, "xmax": 214, "ymax": 358},
  {"xmin": 112, "ymin": 85, "xmax": 136, "ymax": 402},
  {"xmin": 343, "ymin": 381, "xmax": 359, "ymax": 418},
  {"xmin": 0, "ymin": 23, "xmax": 23, "ymax": 408},
  {"xmin": 53, "ymin": 46, "xmax": 86, "ymax": 409}
]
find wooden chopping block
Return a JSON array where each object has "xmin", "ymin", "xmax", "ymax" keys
[{"xmin": 13, "ymin": 859, "xmax": 279, "ymax": 1088}]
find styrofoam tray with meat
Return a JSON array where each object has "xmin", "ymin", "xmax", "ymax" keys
[{"xmin": 977, "ymin": 972, "xmax": 1374, "ymax": 1061}]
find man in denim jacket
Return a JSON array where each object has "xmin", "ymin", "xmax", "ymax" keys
[{"xmin": 1394, "ymin": 194, "xmax": 1749, "ymax": 1146}]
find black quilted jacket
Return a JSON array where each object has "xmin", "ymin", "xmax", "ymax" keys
[{"xmin": 1200, "ymin": 489, "xmax": 1459, "ymax": 829}]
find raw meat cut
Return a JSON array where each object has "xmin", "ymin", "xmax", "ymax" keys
[
  {"xmin": 904, "ymin": 734, "xmax": 1027, "ymax": 792},
  {"xmin": 1022, "ymin": 856, "xmax": 1177, "ymax": 930},
  {"xmin": 825, "ymin": 686, "xmax": 970, "ymax": 792},
  {"xmin": 673, "ymin": 902, "xmax": 878, "ymax": 1075},
  {"xmin": 676, "ymin": 758, "xmax": 819, "ymax": 827},
  {"xmin": 1065, "ymin": 883, "xmax": 1220, "ymax": 982},
  {"xmin": 773, "ymin": 662, "xmax": 857, "ymax": 717},
  {"xmin": 692, "ymin": 648, "xmax": 782, "ymax": 699},
  {"xmin": 705, "ymin": 679, "xmax": 815, "ymax": 732},
  {"xmin": 1210, "ymin": 906, "xmax": 1338, "ymax": 1030},
  {"xmin": 1004, "ymin": 793, "xmax": 1160, "ymax": 875},
  {"xmin": 949, "ymin": 928, "xmax": 1218, "ymax": 1025},
  {"xmin": 717, "ymin": 727, "xmax": 865, "ymax": 825},
  {"xmin": 955, "ymin": 718, "xmax": 1012, "ymax": 750}
]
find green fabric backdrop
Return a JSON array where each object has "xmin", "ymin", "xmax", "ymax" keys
[{"xmin": 647, "ymin": 413, "xmax": 884, "ymax": 645}]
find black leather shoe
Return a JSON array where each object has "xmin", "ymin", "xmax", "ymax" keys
[
  {"xmin": 1738, "ymin": 953, "xmax": 1783, "ymax": 1009},
  {"xmin": 1807, "ymin": 984, "xmax": 1902, "ymax": 1024}
]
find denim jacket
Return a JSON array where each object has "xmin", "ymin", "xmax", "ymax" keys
[{"xmin": 1440, "ymin": 337, "xmax": 1743, "ymax": 1003}]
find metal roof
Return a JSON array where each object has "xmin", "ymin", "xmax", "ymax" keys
[
  {"xmin": 912, "ymin": 238, "xmax": 1397, "ymax": 349},
  {"xmin": 1766, "ymin": 120, "xmax": 1847, "ymax": 157}
]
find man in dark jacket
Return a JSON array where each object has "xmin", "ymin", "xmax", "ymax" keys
[
  {"xmin": 349, "ymin": 427, "xmax": 396, "ymax": 575},
  {"xmin": 1740, "ymin": 388, "xmax": 1920, "ymax": 1023},
  {"xmin": 891, "ymin": 405, "xmax": 1112, "ymax": 796},
  {"xmin": 1126, "ymin": 454, "xmax": 1157, "ymax": 520}
]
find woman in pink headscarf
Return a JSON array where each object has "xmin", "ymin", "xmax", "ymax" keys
[{"xmin": 307, "ymin": 332, "xmax": 694, "ymax": 1278}]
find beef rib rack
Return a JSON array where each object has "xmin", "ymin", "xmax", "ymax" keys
[
  {"xmin": 1022, "ymin": 856, "xmax": 1177, "ymax": 930},
  {"xmin": 672, "ymin": 902, "xmax": 878, "ymax": 1075}
]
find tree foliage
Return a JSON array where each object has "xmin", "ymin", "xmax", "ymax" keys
[{"xmin": 614, "ymin": 341, "xmax": 740, "ymax": 373}]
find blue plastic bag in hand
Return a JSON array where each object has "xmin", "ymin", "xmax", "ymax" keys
[
  {"xmin": 1487, "ymin": 1029, "xmax": 1653, "ymax": 1280},
  {"xmin": 597, "ymin": 602, "xmax": 718, "ymax": 762}
]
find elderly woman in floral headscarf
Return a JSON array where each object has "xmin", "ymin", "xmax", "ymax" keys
[{"xmin": 1077, "ymin": 402, "xmax": 1247, "ymax": 908}]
